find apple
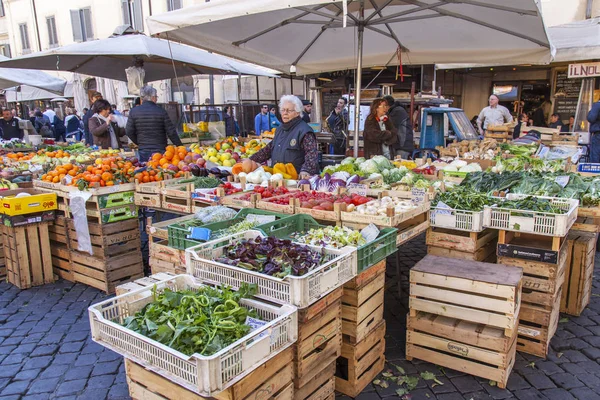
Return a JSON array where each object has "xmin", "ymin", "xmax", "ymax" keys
[
  {"xmin": 232, "ymin": 152, "xmax": 240, "ymax": 162},
  {"xmin": 196, "ymin": 158, "xmax": 206, "ymax": 167}
]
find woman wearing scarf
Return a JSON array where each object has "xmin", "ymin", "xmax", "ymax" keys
[
  {"xmin": 88, "ymin": 99, "xmax": 126, "ymax": 149},
  {"xmin": 363, "ymin": 98, "xmax": 397, "ymax": 159},
  {"xmin": 250, "ymin": 95, "xmax": 318, "ymax": 178}
]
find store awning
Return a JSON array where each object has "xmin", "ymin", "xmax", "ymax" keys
[
  {"xmin": 548, "ymin": 17, "xmax": 600, "ymax": 63},
  {"xmin": 147, "ymin": 0, "xmax": 554, "ymax": 75},
  {"xmin": 3, "ymin": 84, "xmax": 72, "ymax": 102},
  {"xmin": 0, "ymin": 55, "xmax": 66, "ymax": 94}
]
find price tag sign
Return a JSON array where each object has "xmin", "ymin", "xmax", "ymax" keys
[
  {"xmin": 246, "ymin": 214, "xmax": 277, "ymax": 224},
  {"xmin": 63, "ymin": 175, "xmax": 73, "ymax": 185},
  {"xmin": 434, "ymin": 200, "xmax": 453, "ymax": 215},
  {"xmin": 411, "ymin": 187, "xmax": 427, "ymax": 205},
  {"xmin": 347, "ymin": 183, "xmax": 368, "ymax": 197},
  {"xmin": 555, "ymin": 176, "xmax": 570, "ymax": 188},
  {"xmin": 360, "ymin": 223, "xmax": 380, "ymax": 243}
]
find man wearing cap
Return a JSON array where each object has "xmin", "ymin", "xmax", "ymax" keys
[
  {"xmin": 301, "ymin": 100, "xmax": 312, "ymax": 123},
  {"xmin": 83, "ymin": 91, "xmax": 103, "ymax": 145}
]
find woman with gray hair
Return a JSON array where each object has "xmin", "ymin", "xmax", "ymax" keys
[{"xmin": 250, "ymin": 95, "xmax": 318, "ymax": 178}]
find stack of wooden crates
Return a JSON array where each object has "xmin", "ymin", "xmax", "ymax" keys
[
  {"xmin": 426, "ymin": 227, "xmax": 498, "ymax": 263},
  {"xmin": 407, "ymin": 255, "xmax": 523, "ymax": 388},
  {"xmin": 335, "ymin": 260, "xmax": 386, "ymax": 397},
  {"xmin": 38, "ymin": 182, "xmax": 144, "ymax": 294}
]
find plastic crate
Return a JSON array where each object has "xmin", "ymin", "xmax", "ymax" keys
[
  {"xmin": 483, "ymin": 195, "xmax": 579, "ymax": 237},
  {"xmin": 185, "ymin": 230, "xmax": 356, "ymax": 308},
  {"xmin": 260, "ymin": 214, "xmax": 397, "ymax": 272},
  {"xmin": 168, "ymin": 208, "xmax": 285, "ymax": 250},
  {"xmin": 88, "ymin": 274, "xmax": 297, "ymax": 396},
  {"xmin": 429, "ymin": 207, "xmax": 485, "ymax": 232}
]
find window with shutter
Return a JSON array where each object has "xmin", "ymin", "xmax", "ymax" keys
[
  {"xmin": 0, "ymin": 1, "xmax": 5, "ymax": 17},
  {"xmin": 47, "ymin": 16, "xmax": 58, "ymax": 47},
  {"xmin": 70, "ymin": 10, "xmax": 83, "ymax": 42},
  {"xmin": 0, "ymin": 45, "xmax": 11, "ymax": 58},
  {"xmin": 19, "ymin": 24, "xmax": 30, "ymax": 51},
  {"xmin": 81, "ymin": 8, "xmax": 93, "ymax": 41},
  {"xmin": 133, "ymin": 0, "xmax": 143, "ymax": 31},
  {"xmin": 167, "ymin": 0, "xmax": 182, "ymax": 11},
  {"xmin": 121, "ymin": 0, "xmax": 131, "ymax": 26}
]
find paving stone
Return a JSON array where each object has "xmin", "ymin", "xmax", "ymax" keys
[
  {"xmin": 576, "ymin": 361, "xmax": 600, "ymax": 375},
  {"xmin": 452, "ymin": 376, "xmax": 484, "ymax": 393},
  {"xmin": 578, "ymin": 372, "xmax": 600, "ymax": 390},
  {"xmin": 62, "ymin": 330, "xmax": 89, "ymax": 343},
  {"xmin": 480, "ymin": 381, "xmax": 513, "ymax": 399},
  {"xmin": 52, "ymin": 353, "xmax": 78, "ymax": 365},
  {"xmin": 54, "ymin": 379, "xmax": 87, "ymax": 396},
  {"xmin": 506, "ymin": 374, "xmax": 531, "ymax": 391},
  {"xmin": 91, "ymin": 360, "xmax": 121, "ymax": 377},
  {"xmin": 1, "ymin": 380, "xmax": 31, "ymax": 396},
  {"xmin": 87, "ymin": 374, "xmax": 116, "ymax": 388},
  {"xmin": 22, "ymin": 355, "xmax": 53, "ymax": 370},
  {"xmin": 406, "ymin": 388, "xmax": 435, "ymax": 400},
  {"xmin": 512, "ymin": 388, "xmax": 546, "ymax": 400},
  {"xmin": 26, "ymin": 378, "xmax": 61, "ymax": 394},
  {"xmin": 561, "ymin": 349, "xmax": 590, "ymax": 362},
  {"xmin": 13, "ymin": 368, "xmax": 41, "ymax": 381},
  {"xmin": 39, "ymin": 363, "xmax": 70, "ymax": 379},
  {"xmin": 463, "ymin": 391, "xmax": 494, "ymax": 399},
  {"xmin": 583, "ymin": 347, "xmax": 600, "ymax": 361},
  {"xmin": 2, "ymin": 336, "xmax": 24, "ymax": 346},
  {"xmin": 540, "ymin": 388, "xmax": 575, "ymax": 399},
  {"xmin": 64, "ymin": 365, "xmax": 93, "ymax": 381},
  {"xmin": 97, "ymin": 350, "xmax": 122, "ymax": 363},
  {"xmin": 354, "ymin": 392, "xmax": 383, "ymax": 400},
  {"xmin": 20, "ymin": 333, "xmax": 44, "ymax": 344},
  {"xmin": 534, "ymin": 361, "xmax": 564, "ymax": 376},
  {"xmin": 77, "ymin": 388, "xmax": 110, "ymax": 400},
  {"xmin": 437, "ymin": 393, "xmax": 464, "ymax": 400},
  {"xmin": 570, "ymin": 387, "xmax": 600, "ymax": 400},
  {"xmin": 558, "ymin": 362, "xmax": 587, "ymax": 375},
  {"xmin": 107, "ymin": 383, "xmax": 130, "ymax": 399},
  {"xmin": 564, "ymin": 324, "xmax": 593, "ymax": 337},
  {"xmin": 1, "ymin": 352, "xmax": 28, "ymax": 365},
  {"xmin": 29, "ymin": 344, "xmax": 58, "ymax": 357},
  {"xmin": 59, "ymin": 340, "xmax": 85, "ymax": 353},
  {"xmin": 0, "ymin": 364, "xmax": 21, "ymax": 378},
  {"xmin": 74, "ymin": 353, "xmax": 98, "ymax": 367}
]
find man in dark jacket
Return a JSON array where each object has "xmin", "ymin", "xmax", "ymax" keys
[
  {"xmin": 83, "ymin": 92, "xmax": 103, "ymax": 145},
  {"xmin": 126, "ymin": 85, "xmax": 183, "ymax": 162},
  {"xmin": 384, "ymin": 96, "xmax": 414, "ymax": 159},
  {"xmin": 0, "ymin": 108, "xmax": 23, "ymax": 140},
  {"xmin": 326, "ymin": 97, "xmax": 349, "ymax": 155},
  {"xmin": 587, "ymin": 100, "xmax": 600, "ymax": 163}
]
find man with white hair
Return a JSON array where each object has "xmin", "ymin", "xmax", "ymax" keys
[
  {"xmin": 126, "ymin": 85, "xmax": 183, "ymax": 162},
  {"xmin": 250, "ymin": 95, "xmax": 318, "ymax": 178}
]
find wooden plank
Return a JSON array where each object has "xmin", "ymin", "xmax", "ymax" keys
[
  {"xmin": 426, "ymin": 228, "xmax": 497, "ymax": 253},
  {"xmin": 427, "ymin": 241, "xmax": 497, "ymax": 261},
  {"xmin": 15, "ymin": 226, "xmax": 31, "ymax": 289},
  {"xmin": 410, "ymin": 283, "xmax": 516, "ymax": 314},
  {"xmin": 294, "ymin": 362, "xmax": 335, "ymax": 400},
  {"xmin": 413, "ymin": 255, "xmax": 522, "ymax": 287},
  {"xmin": 410, "ymin": 269, "xmax": 518, "ymax": 299},
  {"xmin": 26, "ymin": 225, "xmax": 43, "ymax": 286},
  {"xmin": 342, "ymin": 304, "xmax": 384, "ymax": 344},
  {"xmin": 38, "ymin": 224, "xmax": 53, "ymax": 283}
]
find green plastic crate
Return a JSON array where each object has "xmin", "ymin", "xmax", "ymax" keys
[
  {"xmin": 167, "ymin": 208, "xmax": 286, "ymax": 250},
  {"xmin": 259, "ymin": 214, "xmax": 398, "ymax": 272}
]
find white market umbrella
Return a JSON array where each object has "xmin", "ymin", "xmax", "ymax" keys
[
  {"xmin": 547, "ymin": 17, "xmax": 600, "ymax": 63},
  {"xmin": 0, "ymin": 29, "xmax": 276, "ymax": 82},
  {"xmin": 0, "ymin": 55, "xmax": 65, "ymax": 94},
  {"xmin": 147, "ymin": 0, "xmax": 553, "ymax": 157}
]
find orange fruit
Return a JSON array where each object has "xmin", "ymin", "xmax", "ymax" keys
[
  {"xmin": 90, "ymin": 175, "xmax": 101, "ymax": 183},
  {"xmin": 164, "ymin": 151, "xmax": 174, "ymax": 161},
  {"xmin": 142, "ymin": 176, "xmax": 150, "ymax": 183},
  {"xmin": 101, "ymin": 172, "xmax": 113, "ymax": 182},
  {"xmin": 152, "ymin": 153, "xmax": 161, "ymax": 162},
  {"xmin": 105, "ymin": 181, "xmax": 114, "ymax": 186}
]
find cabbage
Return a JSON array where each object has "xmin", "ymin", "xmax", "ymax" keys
[
  {"xmin": 368, "ymin": 173, "xmax": 383, "ymax": 180},
  {"xmin": 322, "ymin": 165, "xmax": 336, "ymax": 175},
  {"xmin": 449, "ymin": 159, "xmax": 468, "ymax": 168},
  {"xmin": 385, "ymin": 168, "xmax": 408, "ymax": 184},
  {"xmin": 359, "ymin": 160, "xmax": 379, "ymax": 174},
  {"xmin": 341, "ymin": 157, "xmax": 355, "ymax": 165},
  {"xmin": 372, "ymin": 156, "xmax": 393, "ymax": 171},
  {"xmin": 459, "ymin": 163, "xmax": 482, "ymax": 173},
  {"xmin": 355, "ymin": 157, "xmax": 366, "ymax": 165},
  {"xmin": 443, "ymin": 165, "xmax": 459, "ymax": 172},
  {"xmin": 331, "ymin": 171, "xmax": 351, "ymax": 181}
]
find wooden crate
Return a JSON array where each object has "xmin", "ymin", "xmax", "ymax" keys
[
  {"xmin": 150, "ymin": 257, "xmax": 187, "ymax": 276},
  {"xmin": 335, "ymin": 320, "xmax": 385, "ymax": 397},
  {"xmin": 407, "ymin": 312, "xmax": 517, "ymax": 389},
  {"xmin": 396, "ymin": 212, "xmax": 429, "ymax": 245},
  {"xmin": 149, "ymin": 239, "xmax": 186, "ymax": 272},
  {"xmin": 0, "ymin": 243, "xmax": 5, "ymax": 281},
  {"xmin": 497, "ymin": 231, "xmax": 567, "ymax": 265},
  {"xmin": 48, "ymin": 215, "xmax": 69, "ymax": 244},
  {"xmin": 517, "ymin": 288, "xmax": 562, "ymax": 358},
  {"xmin": 146, "ymin": 214, "xmax": 197, "ymax": 240},
  {"xmin": 134, "ymin": 192, "xmax": 161, "ymax": 208},
  {"xmin": 294, "ymin": 288, "xmax": 342, "ymax": 389},
  {"xmin": 125, "ymin": 347, "xmax": 294, "ymax": 400},
  {"xmin": 426, "ymin": 227, "xmax": 498, "ymax": 254},
  {"xmin": 572, "ymin": 216, "xmax": 600, "ymax": 233},
  {"xmin": 561, "ymin": 231, "xmax": 597, "ymax": 316},
  {"xmin": 2, "ymin": 222, "xmax": 54, "ymax": 289},
  {"xmin": 498, "ymin": 246, "xmax": 567, "ymax": 308},
  {"xmin": 427, "ymin": 241, "xmax": 497, "ymax": 262},
  {"xmin": 341, "ymin": 260, "xmax": 385, "ymax": 344},
  {"xmin": 294, "ymin": 361, "xmax": 335, "ymax": 400},
  {"xmin": 50, "ymin": 242, "xmax": 73, "ymax": 282},
  {"xmin": 67, "ymin": 218, "xmax": 141, "ymax": 259},
  {"xmin": 70, "ymin": 250, "xmax": 144, "ymax": 294},
  {"xmin": 410, "ymin": 255, "xmax": 523, "ymax": 337},
  {"xmin": 161, "ymin": 194, "xmax": 193, "ymax": 213},
  {"xmin": 59, "ymin": 197, "xmax": 138, "ymax": 224}
]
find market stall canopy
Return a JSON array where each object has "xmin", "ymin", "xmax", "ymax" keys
[
  {"xmin": 547, "ymin": 17, "xmax": 600, "ymax": 63},
  {"xmin": 0, "ymin": 29, "xmax": 276, "ymax": 82},
  {"xmin": 147, "ymin": 0, "xmax": 554, "ymax": 75},
  {"xmin": 0, "ymin": 55, "xmax": 66, "ymax": 94}
]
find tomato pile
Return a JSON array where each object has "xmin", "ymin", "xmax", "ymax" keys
[
  {"xmin": 213, "ymin": 182, "xmax": 243, "ymax": 196},
  {"xmin": 238, "ymin": 186, "xmax": 290, "ymax": 200},
  {"xmin": 266, "ymin": 190, "xmax": 371, "ymax": 211}
]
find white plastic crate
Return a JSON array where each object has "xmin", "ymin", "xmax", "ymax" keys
[
  {"xmin": 429, "ymin": 207, "xmax": 484, "ymax": 232},
  {"xmin": 483, "ymin": 195, "xmax": 578, "ymax": 237},
  {"xmin": 88, "ymin": 275, "xmax": 297, "ymax": 396},
  {"xmin": 185, "ymin": 230, "xmax": 357, "ymax": 308}
]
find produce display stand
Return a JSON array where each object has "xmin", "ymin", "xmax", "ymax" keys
[
  {"xmin": 2, "ymin": 221, "xmax": 54, "ymax": 289},
  {"xmin": 335, "ymin": 260, "xmax": 386, "ymax": 397},
  {"xmin": 497, "ymin": 231, "xmax": 568, "ymax": 358},
  {"xmin": 407, "ymin": 255, "xmax": 523, "ymax": 388},
  {"xmin": 426, "ymin": 227, "xmax": 498, "ymax": 262},
  {"xmin": 89, "ymin": 275, "xmax": 297, "ymax": 397},
  {"xmin": 561, "ymin": 230, "xmax": 597, "ymax": 316},
  {"xmin": 340, "ymin": 201, "xmax": 430, "ymax": 228},
  {"xmin": 551, "ymin": 132, "xmax": 579, "ymax": 147}
]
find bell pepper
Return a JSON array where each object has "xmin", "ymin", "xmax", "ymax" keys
[{"xmin": 284, "ymin": 163, "xmax": 298, "ymax": 180}]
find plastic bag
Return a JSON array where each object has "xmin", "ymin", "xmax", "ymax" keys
[
  {"xmin": 125, "ymin": 66, "xmax": 145, "ymax": 96},
  {"xmin": 69, "ymin": 191, "xmax": 93, "ymax": 255},
  {"xmin": 194, "ymin": 206, "xmax": 236, "ymax": 225}
]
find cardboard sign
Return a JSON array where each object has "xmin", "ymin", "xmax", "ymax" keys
[
  {"xmin": 360, "ymin": 223, "xmax": 380, "ymax": 243},
  {"xmin": 411, "ymin": 187, "xmax": 427, "ymax": 205},
  {"xmin": 347, "ymin": 183, "xmax": 368, "ymax": 196}
]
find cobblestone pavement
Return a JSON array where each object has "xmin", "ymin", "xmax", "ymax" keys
[{"xmin": 1, "ymin": 236, "xmax": 600, "ymax": 399}]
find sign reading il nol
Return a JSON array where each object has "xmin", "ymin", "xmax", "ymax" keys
[{"xmin": 568, "ymin": 62, "xmax": 600, "ymax": 79}]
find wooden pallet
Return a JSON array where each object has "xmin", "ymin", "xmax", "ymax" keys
[
  {"xmin": 335, "ymin": 320, "xmax": 385, "ymax": 397},
  {"xmin": 341, "ymin": 260, "xmax": 385, "ymax": 344},
  {"xmin": 498, "ymin": 245, "xmax": 567, "ymax": 308},
  {"xmin": 66, "ymin": 218, "xmax": 141, "ymax": 259},
  {"xmin": 426, "ymin": 227, "xmax": 498, "ymax": 254},
  {"xmin": 410, "ymin": 256, "xmax": 523, "ymax": 337},
  {"xmin": 125, "ymin": 347, "xmax": 294, "ymax": 400},
  {"xmin": 517, "ymin": 288, "xmax": 562, "ymax": 358},
  {"xmin": 2, "ymin": 222, "xmax": 54, "ymax": 289},
  {"xmin": 70, "ymin": 250, "xmax": 144, "ymax": 294},
  {"xmin": 407, "ymin": 312, "xmax": 517, "ymax": 389},
  {"xmin": 50, "ymin": 242, "xmax": 73, "ymax": 282},
  {"xmin": 294, "ymin": 288, "xmax": 342, "ymax": 390},
  {"xmin": 561, "ymin": 231, "xmax": 597, "ymax": 316}
]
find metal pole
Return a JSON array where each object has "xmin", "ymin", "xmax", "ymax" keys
[
  {"xmin": 237, "ymin": 72, "xmax": 245, "ymax": 134},
  {"xmin": 353, "ymin": 2, "xmax": 364, "ymax": 158}
]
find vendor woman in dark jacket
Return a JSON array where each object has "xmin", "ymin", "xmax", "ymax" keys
[
  {"xmin": 250, "ymin": 95, "xmax": 318, "ymax": 178},
  {"xmin": 363, "ymin": 98, "xmax": 397, "ymax": 159},
  {"xmin": 89, "ymin": 100, "xmax": 126, "ymax": 149}
]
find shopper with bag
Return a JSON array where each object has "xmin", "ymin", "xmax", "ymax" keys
[{"xmin": 34, "ymin": 111, "xmax": 54, "ymax": 137}]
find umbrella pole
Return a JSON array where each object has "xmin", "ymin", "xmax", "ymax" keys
[
  {"xmin": 353, "ymin": 5, "xmax": 364, "ymax": 158},
  {"xmin": 237, "ymin": 72, "xmax": 246, "ymax": 135}
]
